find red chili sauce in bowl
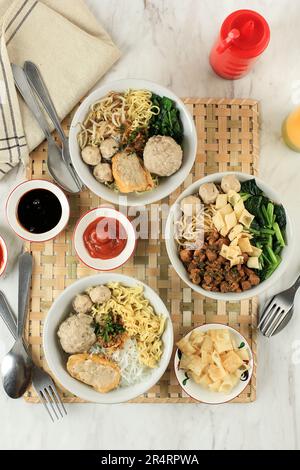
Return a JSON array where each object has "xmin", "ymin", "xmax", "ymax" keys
[{"xmin": 83, "ymin": 217, "xmax": 127, "ymax": 259}]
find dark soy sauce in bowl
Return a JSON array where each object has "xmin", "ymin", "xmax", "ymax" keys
[{"xmin": 17, "ymin": 189, "xmax": 62, "ymax": 234}]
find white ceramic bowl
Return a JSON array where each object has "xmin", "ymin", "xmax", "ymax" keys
[
  {"xmin": 69, "ymin": 79, "xmax": 197, "ymax": 206},
  {"xmin": 0, "ymin": 235, "xmax": 8, "ymax": 277},
  {"xmin": 74, "ymin": 207, "xmax": 136, "ymax": 270},
  {"xmin": 165, "ymin": 172, "xmax": 293, "ymax": 301},
  {"xmin": 174, "ymin": 324, "xmax": 253, "ymax": 404},
  {"xmin": 6, "ymin": 180, "xmax": 70, "ymax": 242},
  {"xmin": 43, "ymin": 273, "xmax": 174, "ymax": 403}
]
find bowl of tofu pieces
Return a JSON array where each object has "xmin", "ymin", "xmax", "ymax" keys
[
  {"xmin": 165, "ymin": 172, "xmax": 293, "ymax": 300},
  {"xmin": 174, "ymin": 324, "xmax": 253, "ymax": 404}
]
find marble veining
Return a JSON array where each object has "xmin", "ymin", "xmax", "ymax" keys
[{"xmin": 0, "ymin": 0, "xmax": 300, "ymax": 450}]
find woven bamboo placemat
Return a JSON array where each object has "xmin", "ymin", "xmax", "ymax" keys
[{"xmin": 24, "ymin": 98, "xmax": 259, "ymax": 403}]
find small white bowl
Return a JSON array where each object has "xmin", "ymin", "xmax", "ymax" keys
[
  {"xmin": 0, "ymin": 235, "xmax": 8, "ymax": 277},
  {"xmin": 69, "ymin": 78, "xmax": 197, "ymax": 207},
  {"xmin": 174, "ymin": 324, "xmax": 253, "ymax": 404},
  {"xmin": 74, "ymin": 207, "xmax": 136, "ymax": 271},
  {"xmin": 43, "ymin": 273, "xmax": 174, "ymax": 404},
  {"xmin": 6, "ymin": 179, "xmax": 70, "ymax": 243},
  {"xmin": 165, "ymin": 172, "xmax": 293, "ymax": 301}
]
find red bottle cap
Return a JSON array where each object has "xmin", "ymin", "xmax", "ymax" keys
[{"xmin": 220, "ymin": 9, "xmax": 270, "ymax": 58}]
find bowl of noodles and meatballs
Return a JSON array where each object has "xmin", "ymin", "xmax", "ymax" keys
[
  {"xmin": 43, "ymin": 273, "xmax": 173, "ymax": 403},
  {"xmin": 165, "ymin": 172, "xmax": 293, "ymax": 301},
  {"xmin": 69, "ymin": 79, "xmax": 197, "ymax": 206}
]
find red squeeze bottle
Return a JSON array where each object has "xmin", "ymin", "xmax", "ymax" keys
[{"xmin": 209, "ymin": 10, "xmax": 270, "ymax": 79}]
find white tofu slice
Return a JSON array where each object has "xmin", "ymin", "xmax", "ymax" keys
[
  {"xmin": 242, "ymin": 232, "xmax": 253, "ymax": 238},
  {"xmin": 228, "ymin": 224, "xmax": 243, "ymax": 241},
  {"xmin": 234, "ymin": 200, "xmax": 245, "ymax": 219},
  {"xmin": 212, "ymin": 212, "xmax": 225, "ymax": 232},
  {"xmin": 250, "ymin": 245, "xmax": 263, "ymax": 257},
  {"xmin": 225, "ymin": 212, "xmax": 237, "ymax": 231},
  {"xmin": 230, "ymin": 238, "xmax": 239, "ymax": 247},
  {"xmin": 215, "ymin": 194, "xmax": 228, "ymax": 209},
  {"xmin": 239, "ymin": 209, "xmax": 255, "ymax": 228},
  {"xmin": 227, "ymin": 190, "xmax": 241, "ymax": 207},
  {"xmin": 247, "ymin": 257, "xmax": 260, "ymax": 269},
  {"xmin": 221, "ymin": 244, "xmax": 243, "ymax": 267},
  {"xmin": 218, "ymin": 204, "xmax": 233, "ymax": 216},
  {"xmin": 220, "ymin": 244, "xmax": 229, "ymax": 258},
  {"xmin": 226, "ymin": 246, "xmax": 242, "ymax": 259},
  {"xmin": 230, "ymin": 256, "xmax": 244, "ymax": 267},
  {"xmin": 233, "ymin": 246, "xmax": 242, "ymax": 256},
  {"xmin": 220, "ymin": 224, "xmax": 230, "ymax": 236},
  {"xmin": 238, "ymin": 237, "xmax": 253, "ymax": 253}
]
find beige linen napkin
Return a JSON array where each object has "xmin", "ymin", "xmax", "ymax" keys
[{"xmin": 0, "ymin": 0, "xmax": 121, "ymax": 178}]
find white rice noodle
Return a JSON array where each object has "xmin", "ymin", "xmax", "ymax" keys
[{"xmin": 111, "ymin": 338, "xmax": 151, "ymax": 387}]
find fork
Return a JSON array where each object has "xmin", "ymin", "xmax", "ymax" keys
[
  {"xmin": 258, "ymin": 274, "xmax": 300, "ymax": 337},
  {"xmin": 31, "ymin": 364, "xmax": 67, "ymax": 422},
  {"xmin": 0, "ymin": 291, "xmax": 67, "ymax": 421}
]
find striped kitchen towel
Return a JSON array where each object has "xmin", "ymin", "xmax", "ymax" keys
[{"xmin": 0, "ymin": 0, "xmax": 121, "ymax": 179}]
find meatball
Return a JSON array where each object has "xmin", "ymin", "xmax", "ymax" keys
[
  {"xmin": 93, "ymin": 163, "xmax": 113, "ymax": 183},
  {"xmin": 81, "ymin": 146, "xmax": 101, "ymax": 166},
  {"xmin": 143, "ymin": 135, "xmax": 183, "ymax": 177},
  {"xmin": 87, "ymin": 285, "xmax": 111, "ymax": 304},
  {"xmin": 221, "ymin": 175, "xmax": 241, "ymax": 193},
  {"xmin": 199, "ymin": 183, "xmax": 219, "ymax": 204},
  {"xmin": 57, "ymin": 314, "xmax": 96, "ymax": 354},
  {"xmin": 100, "ymin": 138, "xmax": 119, "ymax": 160},
  {"xmin": 73, "ymin": 294, "xmax": 93, "ymax": 315},
  {"xmin": 180, "ymin": 196, "xmax": 201, "ymax": 216},
  {"xmin": 179, "ymin": 249, "xmax": 193, "ymax": 263}
]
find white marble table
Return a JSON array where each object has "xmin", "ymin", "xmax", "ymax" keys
[{"xmin": 1, "ymin": 0, "xmax": 300, "ymax": 450}]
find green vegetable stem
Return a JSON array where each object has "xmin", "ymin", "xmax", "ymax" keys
[{"xmin": 242, "ymin": 178, "xmax": 287, "ymax": 282}]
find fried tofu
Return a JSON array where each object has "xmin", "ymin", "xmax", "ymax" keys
[
  {"xmin": 177, "ymin": 336, "xmax": 197, "ymax": 356},
  {"xmin": 221, "ymin": 350, "xmax": 244, "ymax": 374},
  {"xmin": 112, "ymin": 152, "xmax": 154, "ymax": 193},
  {"xmin": 67, "ymin": 353, "xmax": 120, "ymax": 393}
]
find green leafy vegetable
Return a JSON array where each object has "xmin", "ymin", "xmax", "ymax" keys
[
  {"xmin": 274, "ymin": 204, "xmax": 287, "ymax": 229},
  {"xmin": 240, "ymin": 178, "xmax": 263, "ymax": 196},
  {"xmin": 241, "ymin": 178, "xmax": 287, "ymax": 282},
  {"xmin": 149, "ymin": 94, "xmax": 184, "ymax": 144}
]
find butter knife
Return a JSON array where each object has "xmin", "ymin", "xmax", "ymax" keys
[
  {"xmin": 12, "ymin": 64, "xmax": 80, "ymax": 194},
  {"xmin": 23, "ymin": 61, "xmax": 83, "ymax": 191}
]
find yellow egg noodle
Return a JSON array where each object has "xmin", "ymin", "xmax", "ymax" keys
[
  {"xmin": 78, "ymin": 89, "xmax": 160, "ymax": 150},
  {"xmin": 124, "ymin": 89, "xmax": 159, "ymax": 131},
  {"xmin": 91, "ymin": 282, "xmax": 165, "ymax": 368}
]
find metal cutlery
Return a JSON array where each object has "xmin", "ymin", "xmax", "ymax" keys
[
  {"xmin": 30, "ymin": 362, "xmax": 67, "ymax": 422},
  {"xmin": 0, "ymin": 291, "xmax": 17, "ymax": 337},
  {"xmin": 1, "ymin": 253, "xmax": 33, "ymax": 398},
  {"xmin": 0, "ymin": 289, "xmax": 67, "ymax": 421},
  {"xmin": 23, "ymin": 61, "xmax": 83, "ymax": 191},
  {"xmin": 258, "ymin": 274, "xmax": 300, "ymax": 337},
  {"xmin": 12, "ymin": 64, "xmax": 80, "ymax": 194}
]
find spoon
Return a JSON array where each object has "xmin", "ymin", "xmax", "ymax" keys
[
  {"xmin": 12, "ymin": 64, "xmax": 80, "ymax": 194},
  {"xmin": 1, "ymin": 253, "xmax": 33, "ymax": 398}
]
